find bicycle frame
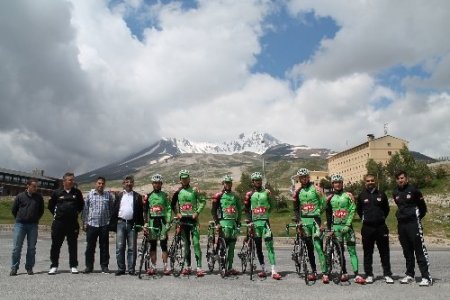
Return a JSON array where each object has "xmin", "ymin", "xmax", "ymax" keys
[
  {"xmin": 323, "ymin": 228, "xmax": 345, "ymax": 285},
  {"xmin": 237, "ymin": 223, "xmax": 256, "ymax": 280},
  {"xmin": 286, "ymin": 223, "xmax": 313, "ymax": 285}
]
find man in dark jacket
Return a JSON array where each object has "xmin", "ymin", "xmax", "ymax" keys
[
  {"xmin": 110, "ymin": 175, "xmax": 144, "ymax": 276},
  {"xmin": 48, "ymin": 172, "xmax": 84, "ymax": 275},
  {"xmin": 10, "ymin": 178, "xmax": 44, "ymax": 276},
  {"xmin": 393, "ymin": 170, "xmax": 432, "ymax": 286},
  {"xmin": 357, "ymin": 174, "xmax": 393, "ymax": 284}
]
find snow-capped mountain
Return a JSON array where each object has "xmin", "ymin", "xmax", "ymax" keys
[{"xmin": 166, "ymin": 132, "xmax": 282, "ymax": 154}]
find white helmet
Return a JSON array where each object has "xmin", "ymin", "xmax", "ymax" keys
[{"xmin": 151, "ymin": 174, "xmax": 163, "ymax": 183}]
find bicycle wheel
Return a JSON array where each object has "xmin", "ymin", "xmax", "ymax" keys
[
  {"xmin": 326, "ymin": 238, "xmax": 344, "ymax": 284},
  {"xmin": 169, "ymin": 235, "xmax": 184, "ymax": 277},
  {"xmin": 238, "ymin": 241, "xmax": 248, "ymax": 273},
  {"xmin": 138, "ymin": 237, "xmax": 149, "ymax": 279},
  {"xmin": 218, "ymin": 237, "xmax": 228, "ymax": 278},
  {"xmin": 300, "ymin": 242, "xmax": 311, "ymax": 285},
  {"xmin": 292, "ymin": 240, "xmax": 302, "ymax": 276},
  {"xmin": 206, "ymin": 235, "xmax": 216, "ymax": 273},
  {"xmin": 248, "ymin": 238, "xmax": 256, "ymax": 280}
]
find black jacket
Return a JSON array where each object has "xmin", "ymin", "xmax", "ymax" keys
[
  {"xmin": 110, "ymin": 191, "xmax": 144, "ymax": 230},
  {"xmin": 12, "ymin": 191, "xmax": 44, "ymax": 224},
  {"xmin": 393, "ymin": 183, "xmax": 427, "ymax": 222},
  {"xmin": 48, "ymin": 187, "xmax": 84, "ymax": 223},
  {"xmin": 357, "ymin": 188, "xmax": 389, "ymax": 226}
]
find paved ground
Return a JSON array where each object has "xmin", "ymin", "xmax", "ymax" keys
[{"xmin": 1, "ymin": 232, "xmax": 449, "ymax": 300}]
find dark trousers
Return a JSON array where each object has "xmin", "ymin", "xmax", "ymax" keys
[
  {"xmin": 361, "ymin": 223, "xmax": 392, "ymax": 276},
  {"xmin": 398, "ymin": 220, "xmax": 430, "ymax": 279},
  {"xmin": 85, "ymin": 225, "xmax": 110, "ymax": 269},
  {"xmin": 50, "ymin": 220, "xmax": 79, "ymax": 268}
]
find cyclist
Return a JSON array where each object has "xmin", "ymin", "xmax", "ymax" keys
[
  {"xmin": 211, "ymin": 175, "xmax": 242, "ymax": 276},
  {"xmin": 325, "ymin": 174, "xmax": 365, "ymax": 284},
  {"xmin": 244, "ymin": 171, "xmax": 282, "ymax": 280},
  {"xmin": 143, "ymin": 174, "xmax": 171, "ymax": 276},
  {"xmin": 293, "ymin": 168, "xmax": 328, "ymax": 283},
  {"xmin": 170, "ymin": 170, "xmax": 206, "ymax": 277}
]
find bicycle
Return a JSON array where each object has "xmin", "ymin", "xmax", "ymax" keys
[
  {"xmin": 323, "ymin": 228, "xmax": 345, "ymax": 284},
  {"xmin": 167, "ymin": 219, "xmax": 194, "ymax": 277},
  {"xmin": 135, "ymin": 224, "xmax": 162, "ymax": 279},
  {"xmin": 286, "ymin": 223, "xmax": 314, "ymax": 285},
  {"xmin": 237, "ymin": 223, "xmax": 256, "ymax": 280}
]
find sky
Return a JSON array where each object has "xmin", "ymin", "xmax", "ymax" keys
[{"xmin": 1, "ymin": 0, "xmax": 450, "ymax": 178}]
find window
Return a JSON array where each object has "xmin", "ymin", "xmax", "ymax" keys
[
  {"xmin": 388, "ymin": 151, "xmax": 392, "ymax": 156},
  {"xmin": 387, "ymin": 143, "xmax": 391, "ymax": 146}
]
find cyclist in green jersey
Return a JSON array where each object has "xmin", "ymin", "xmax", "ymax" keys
[
  {"xmin": 211, "ymin": 175, "xmax": 242, "ymax": 275},
  {"xmin": 171, "ymin": 170, "xmax": 206, "ymax": 277},
  {"xmin": 143, "ymin": 174, "xmax": 171, "ymax": 275},
  {"xmin": 244, "ymin": 172, "xmax": 282, "ymax": 280},
  {"xmin": 326, "ymin": 174, "xmax": 366, "ymax": 284},
  {"xmin": 293, "ymin": 168, "xmax": 329, "ymax": 283}
]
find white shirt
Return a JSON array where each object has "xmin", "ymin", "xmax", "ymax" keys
[{"xmin": 118, "ymin": 191, "xmax": 134, "ymax": 220}]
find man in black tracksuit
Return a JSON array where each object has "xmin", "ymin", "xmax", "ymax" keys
[
  {"xmin": 357, "ymin": 174, "xmax": 393, "ymax": 284},
  {"xmin": 48, "ymin": 172, "xmax": 84, "ymax": 275},
  {"xmin": 393, "ymin": 171, "xmax": 431, "ymax": 286}
]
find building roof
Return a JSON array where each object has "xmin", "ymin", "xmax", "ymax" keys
[
  {"xmin": 0, "ymin": 167, "xmax": 57, "ymax": 181},
  {"xmin": 327, "ymin": 135, "xmax": 409, "ymax": 161}
]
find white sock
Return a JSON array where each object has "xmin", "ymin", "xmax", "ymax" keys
[{"xmin": 271, "ymin": 265, "xmax": 276, "ymax": 274}]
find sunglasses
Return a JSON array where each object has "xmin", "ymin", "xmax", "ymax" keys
[{"xmin": 366, "ymin": 179, "xmax": 375, "ymax": 182}]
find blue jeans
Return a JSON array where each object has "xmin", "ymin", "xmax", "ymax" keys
[
  {"xmin": 116, "ymin": 221, "xmax": 137, "ymax": 272},
  {"xmin": 11, "ymin": 222, "xmax": 38, "ymax": 270}
]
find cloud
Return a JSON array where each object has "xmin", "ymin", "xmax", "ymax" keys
[{"xmin": 0, "ymin": 0, "xmax": 449, "ymax": 178}]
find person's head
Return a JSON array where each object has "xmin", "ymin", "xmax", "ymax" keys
[
  {"xmin": 296, "ymin": 168, "xmax": 310, "ymax": 185},
  {"xmin": 26, "ymin": 178, "xmax": 38, "ymax": 194},
  {"xmin": 151, "ymin": 174, "xmax": 163, "ymax": 192},
  {"xmin": 222, "ymin": 175, "xmax": 233, "ymax": 192},
  {"xmin": 123, "ymin": 175, "xmax": 134, "ymax": 192},
  {"xmin": 179, "ymin": 170, "xmax": 190, "ymax": 187},
  {"xmin": 364, "ymin": 174, "xmax": 376, "ymax": 189},
  {"xmin": 395, "ymin": 170, "xmax": 408, "ymax": 188},
  {"xmin": 95, "ymin": 176, "xmax": 106, "ymax": 193},
  {"xmin": 331, "ymin": 174, "xmax": 344, "ymax": 192},
  {"xmin": 250, "ymin": 172, "xmax": 263, "ymax": 189},
  {"xmin": 62, "ymin": 172, "xmax": 75, "ymax": 190}
]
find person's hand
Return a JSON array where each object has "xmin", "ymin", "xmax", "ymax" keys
[
  {"xmin": 176, "ymin": 213, "xmax": 182, "ymax": 219},
  {"xmin": 143, "ymin": 227, "xmax": 149, "ymax": 236},
  {"xmin": 192, "ymin": 212, "xmax": 198, "ymax": 220}
]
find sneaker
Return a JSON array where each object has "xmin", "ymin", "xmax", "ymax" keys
[
  {"xmin": 71, "ymin": 267, "xmax": 79, "ymax": 274},
  {"xmin": 419, "ymin": 278, "xmax": 432, "ymax": 287},
  {"xmin": 385, "ymin": 276, "xmax": 394, "ymax": 284},
  {"xmin": 307, "ymin": 273, "xmax": 317, "ymax": 281},
  {"xmin": 400, "ymin": 275, "xmax": 414, "ymax": 284},
  {"xmin": 196, "ymin": 269, "xmax": 206, "ymax": 277},
  {"xmin": 9, "ymin": 269, "xmax": 17, "ymax": 276},
  {"xmin": 115, "ymin": 270, "xmax": 126, "ymax": 276},
  {"xmin": 26, "ymin": 269, "xmax": 34, "ymax": 275},
  {"xmin": 181, "ymin": 268, "xmax": 191, "ymax": 276},
  {"xmin": 83, "ymin": 267, "xmax": 93, "ymax": 274},
  {"xmin": 48, "ymin": 267, "xmax": 58, "ymax": 275},
  {"xmin": 340, "ymin": 273, "xmax": 349, "ymax": 282},
  {"xmin": 365, "ymin": 276, "xmax": 374, "ymax": 284},
  {"xmin": 101, "ymin": 267, "xmax": 109, "ymax": 274},
  {"xmin": 258, "ymin": 271, "xmax": 267, "ymax": 278},
  {"xmin": 354, "ymin": 275, "xmax": 366, "ymax": 284},
  {"xmin": 128, "ymin": 270, "xmax": 136, "ymax": 276},
  {"xmin": 322, "ymin": 274, "xmax": 330, "ymax": 284},
  {"xmin": 272, "ymin": 272, "xmax": 282, "ymax": 280},
  {"xmin": 147, "ymin": 267, "xmax": 156, "ymax": 275}
]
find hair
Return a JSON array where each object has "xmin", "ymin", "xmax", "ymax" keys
[
  {"xmin": 395, "ymin": 170, "xmax": 408, "ymax": 179},
  {"xmin": 63, "ymin": 172, "xmax": 75, "ymax": 180},
  {"xmin": 27, "ymin": 178, "xmax": 38, "ymax": 186},
  {"xmin": 123, "ymin": 175, "xmax": 134, "ymax": 182},
  {"xmin": 364, "ymin": 174, "xmax": 376, "ymax": 180},
  {"xmin": 96, "ymin": 176, "xmax": 106, "ymax": 182}
]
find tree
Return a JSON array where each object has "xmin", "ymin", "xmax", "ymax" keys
[
  {"xmin": 235, "ymin": 172, "xmax": 252, "ymax": 200},
  {"xmin": 366, "ymin": 159, "xmax": 389, "ymax": 191}
]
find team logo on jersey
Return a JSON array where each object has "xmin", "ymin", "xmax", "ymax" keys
[
  {"xmin": 253, "ymin": 206, "xmax": 267, "ymax": 215},
  {"xmin": 180, "ymin": 203, "xmax": 193, "ymax": 211},
  {"xmin": 301, "ymin": 203, "xmax": 316, "ymax": 212},
  {"xmin": 333, "ymin": 209, "xmax": 348, "ymax": 218},
  {"xmin": 225, "ymin": 206, "xmax": 236, "ymax": 214}
]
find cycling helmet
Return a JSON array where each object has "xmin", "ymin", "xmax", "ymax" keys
[
  {"xmin": 296, "ymin": 168, "xmax": 310, "ymax": 176},
  {"xmin": 179, "ymin": 169, "xmax": 190, "ymax": 179},
  {"xmin": 151, "ymin": 174, "xmax": 163, "ymax": 183},
  {"xmin": 251, "ymin": 172, "xmax": 263, "ymax": 180},
  {"xmin": 331, "ymin": 174, "xmax": 344, "ymax": 183},
  {"xmin": 222, "ymin": 175, "xmax": 233, "ymax": 183}
]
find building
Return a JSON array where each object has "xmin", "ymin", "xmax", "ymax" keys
[
  {"xmin": 327, "ymin": 134, "xmax": 408, "ymax": 184},
  {"xmin": 0, "ymin": 168, "xmax": 60, "ymax": 196}
]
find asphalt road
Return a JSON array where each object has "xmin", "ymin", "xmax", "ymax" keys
[{"xmin": 1, "ymin": 232, "xmax": 449, "ymax": 300}]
